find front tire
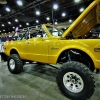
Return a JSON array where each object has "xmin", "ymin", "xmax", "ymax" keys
[
  {"xmin": 56, "ymin": 61, "xmax": 95, "ymax": 100},
  {"xmin": 7, "ymin": 54, "xmax": 23, "ymax": 74}
]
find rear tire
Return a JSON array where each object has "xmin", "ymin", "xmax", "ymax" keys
[
  {"xmin": 7, "ymin": 54, "xmax": 23, "ymax": 74},
  {"xmin": 56, "ymin": 61, "xmax": 95, "ymax": 100}
]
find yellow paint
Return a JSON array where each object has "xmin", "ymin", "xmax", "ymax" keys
[{"xmin": 4, "ymin": 0, "xmax": 100, "ymax": 69}]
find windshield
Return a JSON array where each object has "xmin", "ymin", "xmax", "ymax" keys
[{"xmin": 46, "ymin": 26, "xmax": 63, "ymax": 36}]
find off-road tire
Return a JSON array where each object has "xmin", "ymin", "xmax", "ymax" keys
[
  {"xmin": 56, "ymin": 61, "xmax": 95, "ymax": 100},
  {"xmin": 7, "ymin": 54, "xmax": 23, "ymax": 74}
]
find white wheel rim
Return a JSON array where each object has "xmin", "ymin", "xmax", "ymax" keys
[
  {"xmin": 9, "ymin": 59, "xmax": 15, "ymax": 70},
  {"xmin": 63, "ymin": 72, "xmax": 84, "ymax": 93}
]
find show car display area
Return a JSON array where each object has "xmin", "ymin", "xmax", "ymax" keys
[{"xmin": 3, "ymin": 0, "xmax": 100, "ymax": 100}]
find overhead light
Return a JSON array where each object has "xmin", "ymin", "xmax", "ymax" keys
[
  {"xmin": 8, "ymin": 22, "xmax": 11, "ymax": 24},
  {"xmin": 9, "ymin": 32, "xmax": 10, "ymax": 33},
  {"xmin": 0, "ymin": 30, "xmax": 1, "ymax": 32},
  {"xmin": 36, "ymin": 10, "xmax": 40, "ymax": 15},
  {"xmin": 62, "ymin": 12, "xmax": 66, "ymax": 17},
  {"xmin": 36, "ymin": 20, "xmax": 39, "ymax": 23},
  {"xmin": 3, "ymin": 29, "xmax": 5, "ymax": 31},
  {"xmin": 13, "ymin": 27, "xmax": 15, "ymax": 29},
  {"xmin": 15, "ymin": 19, "xmax": 18, "ymax": 22},
  {"xmin": 80, "ymin": 8, "xmax": 84, "ymax": 12},
  {"xmin": 55, "ymin": 22, "xmax": 58, "ymax": 25},
  {"xmin": 53, "ymin": 3, "xmax": 58, "ymax": 10},
  {"xmin": 0, "ymin": 14, "xmax": 1, "ymax": 17},
  {"xmin": 69, "ymin": 19, "xmax": 72, "ymax": 22},
  {"xmin": 5, "ymin": 7, "xmax": 10, "ymax": 12},
  {"xmin": 26, "ymin": 23, "xmax": 29, "ymax": 25},
  {"xmin": 2, "ymin": 24, "xmax": 4, "ymax": 26},
  {"xmin": 74, "ymin": 0, "xmax": 80, "ymax": 3},
  {"xmin": 46, "ymin": 17, "xmax": 50, "ymax": 20},
  {"xmin": 0, "ymin": 0, "xmax": 7, "ymax": 4},
  {"xmin": 17, "ymin": 0, "xmax": 23, "ymax": 6},
  {"xmin": 19, "ymin": 25, "xmax": 22, "ymax": 27},
  {"xmin": 5, "ymin": 33, "xmax": 6, "ymax": 34}
]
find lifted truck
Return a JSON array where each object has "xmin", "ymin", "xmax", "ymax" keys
[{"xmin": 4, "ymin": 0, "xmax": 100, "ymax": 100}]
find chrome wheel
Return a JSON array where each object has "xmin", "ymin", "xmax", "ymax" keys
[
  {"xmin": 9, "ymin": 59, "xmax": 15, "ymax": 70},
  {"xmin": 63, "ymin": 72, "xmax": 84, "ymax": 93}
]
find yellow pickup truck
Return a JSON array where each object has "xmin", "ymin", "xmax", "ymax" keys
[{"xmin": 4, "ymin": 0, "xmax": 100, "ymax": 100}]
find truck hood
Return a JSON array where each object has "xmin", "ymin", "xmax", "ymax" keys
[{"xmin": 62, "ymin": 0, "xmax": 100, "ymax": 38}]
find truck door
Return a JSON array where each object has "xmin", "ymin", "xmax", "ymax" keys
[{"xmin": 26, "ymin": 28, "xmax": 49, "ymax": 63}]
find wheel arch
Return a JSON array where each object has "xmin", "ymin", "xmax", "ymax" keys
[
  {"xmin": 57, "ymin": 48, "xmax": 95, "ymax": 71},
  {"xmin": 10, "ymin": 49, "xmax": 19, "ymax": 55}
]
